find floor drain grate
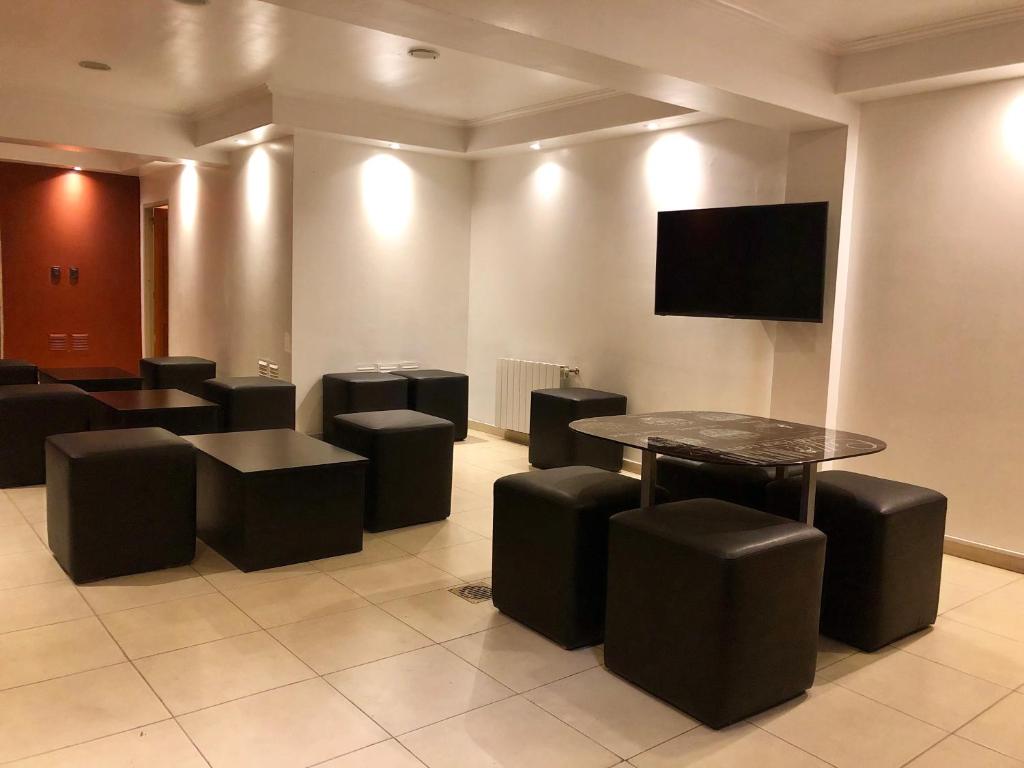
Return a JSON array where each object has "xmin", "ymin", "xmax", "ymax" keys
[{"xmin": 450, "ymin": 583, "xmax": 493, "ymax": 604}]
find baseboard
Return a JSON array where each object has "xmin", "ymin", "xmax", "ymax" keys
[
  {"xmin": 467, "ymin": 420, "xmax": 529, "ymax": 446},
  {"xmin": 623, "ymin": 457, "xmax": 642, "ymax": 475},
  {"xmin": 944, "ymin": 536, "xmax": 1024, "ymax": 574}
]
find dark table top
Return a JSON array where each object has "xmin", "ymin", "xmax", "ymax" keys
[
  {"xmin": 40, "ymin": 367, "xmax": 139, "ymax": 381},
  {"xmin": 186, "ymin": 429, "xmax": 368, "ymax": 474},
  {"xmin": 90, "ymin": 389, "xmax": 217, "ymax": 412},
  {"xmin": 570, "ymin": 411, "xmax": 885, "ymax": 467}
]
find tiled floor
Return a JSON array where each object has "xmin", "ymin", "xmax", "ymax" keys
[{"xmin": 1, "ymin": 430, "xmax": 1023, "ymax": 767}]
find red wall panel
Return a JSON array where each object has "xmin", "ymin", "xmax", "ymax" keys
[{"xmin": 0, "ymin": 162, "xmax": 141, "ymax": 372}]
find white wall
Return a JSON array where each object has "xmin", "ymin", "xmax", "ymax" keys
[
  {"xmin": 290, "ymin": 133, "xmax": 472, "ymax": 433},
  {"xmin": 140, "ymin": 139, "xmax": 294, "ymax": 379},
  {"xmin": 467, "ymin": 120, "xmax": 789, "ymax": 426},
  {"xmin": 837, "ymin": 78, "xmax": 1024, "ymax": 555}
]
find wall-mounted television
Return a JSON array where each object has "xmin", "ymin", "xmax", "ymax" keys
[{"xmin": 655, "ymin": 201, "xmax": 828, "ymax": 323}]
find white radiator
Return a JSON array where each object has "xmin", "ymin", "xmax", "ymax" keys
[{"xmin": 495, "ymin": 358, "xmax": 571, "ymax": 433}]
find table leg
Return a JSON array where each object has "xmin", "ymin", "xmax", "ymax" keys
[
  {"xmin": 799, "ymin": 463, "xmax": 818, "ymax": 526},
  {"xmin": 640, "ymin": 450, "xmax": 658, "ymax": 508}
]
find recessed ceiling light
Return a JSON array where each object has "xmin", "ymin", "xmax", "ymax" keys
[
  {"xmin": 408, "ymin": 47, "xmax": 440, "ymax": 60},
  {"xmin": 234, "ymin": 139, "xmax": 247, "ymax": 145},
  {"xmin": 389, "ymin": 142, "xmax": 401, "ymax": 150},
  {"xmin": 72, "ymin": 166, "xmax": 82, "ymax": 172},
  {"xmin": 646, "ymin": 122, "xmax": 659, "ymax": 130},
  {"xmin": 174, "ymin": 0, "xmax": 210, "ymax": 5},
  {"xmin": 78, "ymin": 60, "xmax": 111, "ymax": 71},
  {"xmin": 529, "ymin": 141, "xmax": 541, "ymax": 150}
]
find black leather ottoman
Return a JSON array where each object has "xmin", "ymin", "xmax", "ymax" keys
[
  {"xmin": 392, "ymin": 369, "xmax": 469, "ymax": 441},
  {"xmin": 492, "ymin": 466, "xmax": 644, "ymax": 649},
  {"xmin": 202, "ymin": 376, "xmax": 295, "ymax": 431},
  {"xmin": 331, "ymin": 409, "xmax": 453, "ymax": 532},
  {"xmin": 45, "ymin": 428, "xmax": 196, "ymax": 583},
  {"xmin": 529, "ymin": 388, "xmax": 626, "ymax": 471},
  {"xmin": 767, "ymin": 470, "xmax": 947, "ymax": 651},
  {"xmin": 0, "ymin": 384, "xmax": 92, "ymax": 487},
  {"xmin": 188, "ymin": 429, "xmax": 368, "ymax": 572},
  {"xmin": 605, "ymin": 500, "xmax": 825, "ymax": 729},
  {"xmin": 321, "ymin": 372, "xmax": 408, "ymax": 442},
  {"xmin": 657, "ymin": 457, "xmax": 799, "ymax": 510},
  {"xmin": 0, "ymin": 359, "xmax": 38, "ymax": 385},
  {"xmin": 141, "ymin": 356, "xmax": 217, "ymax": 398}
]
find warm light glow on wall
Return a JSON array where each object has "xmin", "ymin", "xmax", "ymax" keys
[
  {"xmin": 533, "ymin": 161, "xmax": 562, "ymax": 202},
  {"xmin": 245, "ymin": 146, "xmax": 271, "ymax": 219},
  {"xmin": 1005, "ymin": 95, "xmax": 1024, "ymax": 164},
  {"xmin": 361, "ymin": 153, "xmax": 413, "ymax": 238},
  {"xmin": 179, "ymin": 162, "xmax": 199, "ymax": 230},
  {"xmin": 644, "ymin": 132, "xmax": 704, "ymax": 211}
]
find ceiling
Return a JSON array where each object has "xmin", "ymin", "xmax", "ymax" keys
[{"xmin": 0, "ymin": 0, "xmax": 601, "ymax": 121}]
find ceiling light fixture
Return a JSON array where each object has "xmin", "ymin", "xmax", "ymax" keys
[
  {"xmin": 408, "ymin": 47, "xmax": 440, "ymax": 60},
  {"xmin": 72, "ymin": 166, "xmax": 82, "ymax": 172},
  {"xmin": 646, "ymin": 122, "xmax": 659, "ymax": 130},
  {"xmin": 389, "ymin": 142, "xmax": 401, "ymax": 150},
  {"xmin": 173, "ymin": 0, "xmax": 210, "ymax": 6},
  {"xmin": 529, "ymin": 141, "xmax": 541, "ymax": 150},
  {"xmin": 78, "ymin": 60, "xmax": 111, "ymax": 71},
  {"xmin": 234, "ymin": 139, "xmax": 247, "ymax": 145}
]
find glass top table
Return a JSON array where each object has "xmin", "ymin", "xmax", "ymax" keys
[{"xmin": 570, "ymin": 411, "xmax": 886, "ymax": 525}]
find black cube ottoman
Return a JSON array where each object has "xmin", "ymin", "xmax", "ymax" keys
[
  {"xmin": 605, "ymin": 499, "xmax": 825, "ymax": 729},
  {"xmin": 0, "ymin": 359, "xmax": 38, "ymax": 385},
  {"xmin": 492, "ymin": 466, "xmax": 645, "ymax": 649},
  {"xmin": 141, "ymin": 356, "xmax": 217, "ymax": 398},
  {"xmin": 188, "ymin": 429, "xmax": 368, "ymax": 571},
  {"xmin": 767, "ymin": 470, "xmax": 947, "ymax": 651},
  {"xmin": 529, "ymin": 388, "xmax": 626, "ymax": 471},
  {"xmin": 0, "ymin": 384, "xmax": 93, "ymax": 487},
  {"xmin": 392, "ymin": 369, "xmax": 469, "ymax": 441},
  {"xmin": 331, "ymin": 409, "xmax": 453, "ymax": 532},
  {"xmin": 45, "ymin": 428, "xmax": 196, "ymax": 583},
  {"xmin": 322, "ymin": 372, "xmax": 408, "ymax": 442},
  {"xmin": 202, "ymin": 376, "xmax": 295, "ymax": 431},
  {"xmin": 657, "ymin": 457, "xmax": 799, "ymax": 510}
]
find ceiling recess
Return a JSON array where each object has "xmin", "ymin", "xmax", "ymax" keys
[
  {"xmin": 408, "ymin": 47, "xmax": 440, "ymax": 60},
  {"xmin": 78, "ymin": 60, "xmax": 111, "ymax": 71}
]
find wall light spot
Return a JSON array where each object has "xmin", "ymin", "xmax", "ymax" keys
[
  {"xmin": 1004, "ymin": 94, "xmax": 1024, "ymax": 164},
  {"xmin": 533, "ymin": 161, "xmax": 562, "ymax": 202},
  {"xmin": 245, "ymin": 146, "xmax": 271, "ymax": 220},
  {"xmin": 361, "ymin": 153, "xmax": 413, "ymax": 238},
  {"xmin": 644, "ymin": 132, "xmax": 704, "ymax": 211}
]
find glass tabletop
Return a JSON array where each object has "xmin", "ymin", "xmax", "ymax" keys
[{"xmin": 570, "ymin": 411, "xmax": 885, "ymax": 466}]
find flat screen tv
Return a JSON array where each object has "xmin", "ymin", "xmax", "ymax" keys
[{"xmin": 655, "ymin": 201, "xmax": 828, "ymax": 323}]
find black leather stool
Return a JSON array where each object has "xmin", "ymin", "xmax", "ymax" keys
[
  {"xmin": 141, "ymin": 356, "xmax": 217, "ymax": 398},
  {"xmin": 0, "ymin": 384, "xmax": 92, "ymax": 487},
  {"xmin": 321, "ymin": 372, "xmax": 408, "ymax": 442},
  {"xmin": 45, "ymin": 428, "xmax": 196, "ymax": 583},
  {"xmin": 605, "ymin": 499, "xmax": 825, "ymax": 729},
  {"xmin": 202, "ymin": 376, "xmax": 295, "ymax": 431},
  {"xmin": 0, "ymin": 359, "xmax": 38, "ymax": 385},
  {"xmin": 492, "ymin": 466, "xmax": 644, "ymax": 649},
  {"xmin": 767, "ymin": 470, "xmax": 946, "ymax": 651},
  {"xmin": 331, "ymin": 409, "xmax": 453, "ymax": 532},
  {"xmin": 393, "ymin": 369, "xmax": 469, "ymax": 441},
  {"xmin": 529, "ymin": 388, "xmax": 626, "ymax": 471},
  {"xmin": 657, "ymin": 457, "xmax": 799, "ymax": 510}
]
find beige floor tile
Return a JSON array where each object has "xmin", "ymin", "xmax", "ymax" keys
[
  {"xmin": 945, "ymin": 581, "xmax": 1024, "ymax": 642},
  {"xmin": 269, "ymin": 604, "xmax": 432, "ymax": 674},
  {"xmin": 0, "ymin": 663, "xmax": 168, "ymax": 763},
  {"xmin": 631, "ymin": 722, "xmax": 830, "ymax": 767},
  {"xmin": 525, "ymin": 666, "xmax": 698, "ymax": 759},
  {"xmin": 452, "ymin": 464, "xmax": 503, "ymax": 497},
  {"xmin": 193, "ymin": 542, "xmax": 318, "ymax": 591},
  {"xmin": 0, "ymin": 550, "xmax": 66, "ymax": 590},
  {"xmin": 958, "ymin": 691, "xmax": 1024, "ymax": 761},
  {"xmin": 327, "ymin": 645, "xmax": 513, "ymax": 735},
  {"xmin": 816, "ymin": 635, "xmax": 857, "ymax": 670},
  {"xmin": 317, "ymin": 739, "xmax": 426, "ymax": 768},
  {"xmin": 907, "ymin": 734, "xmax": 1024, "ymax": 767},
  {"xmin": 384, "ymin": 521, "xmax": 482, "ymax": 554},
  {"xmin": 451, "ymin": 487, "xmax": 489, "ymax": 514},
  {"xmin": 312, "ymin": 538, "xmax": 409, "ymax": 572},
  {"xmin": 380, "ymin": 585, "xmax": 509, "ymax": 642},
  {"xmin": 222, "ymin": 573, "xmax": 367, "ymax": 628},
  {"xmin": 178, "ymin": 678, "xmax": 387, "ymax": 768},
  {"xmin": 76, "ymin": 565, "xmax": 213, "ymax": 614},
  {"xmin": 399, "ymin": 696, "xmax": 616, "ymax": 768},
  {"xmin": 750, "ymin": 680, "xmax": 945, "ymax": 768},
  {"xmin": 448, "ymin": 507, "xmax": 493, "ymax": 537},
  {"xmin": 31, "ymin": 520, "xmax": 48, "ymax": 546},
  {"xmin": 101, "ymin": 592, "xmax": 258, "ymax": 659},
  {"xmin": 897, "ymin": 617, "xmax": 1024, "ymax": 688},
  {"xmin": 444, "ymin": 622, "xmax": 602, "ymax": 692},
  {"xmin": 0, "ymin": 495, "xmax": 24, "ymax": 526},
  {"xmin": 938, "ymin": 579, "xmax": 983, "ymax": 613},
  {"xmin": 822, "ymin": 648, "xmax": 1009, "ymax": 730},
  {"xmin": 7, "ymin": 486, "xmax": 46, "ymax": 521},
  {"xmin": 0, "ymin": 616, "xmax": 124, "ymax": 690},
  {"xmin": 135, "ymin": 630, "xmax": 315, "ymax": 714},
  {"xmin": 943, "ymin": 556, "xmax": 1022, "ymax": 592},
  {"xmin": 6, "ymin": 720, "xmax": 209, "ymax": 768},
  {"xmin": 417, "ymin": 540, "xmax": 492, "ymax": 581},
  {"xmin": 0, "ymin": 522, "xmax": 46, "ymax": 556},
  {"xmin": 333, "ymin": 556, "xmax": 461, "ymax": 603},
  {"xmin": 0, "ymin": 581, "xmax": 92, "ymax": 634}
]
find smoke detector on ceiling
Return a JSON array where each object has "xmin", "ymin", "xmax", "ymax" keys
[{"xmin": 408, "ymin": 47, "xmax": 440, "ymax": 60}]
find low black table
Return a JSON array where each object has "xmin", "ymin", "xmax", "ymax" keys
[
  {"xmin": 571, "ymin": 411, "xmax": 885, "ymax": 525},
  {"xmin": 186, "ymin": 429, "xmax": 368, "ymax": 571},
  {"xmin": 90, "ymin": 389, "xmax": 220, "ymax": 435},
  {"xmin": 39, "ymin": 367, "xmax": 142, "ymax": 392}
]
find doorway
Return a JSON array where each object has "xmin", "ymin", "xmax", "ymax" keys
[{"xmin": 142, "ymin": 203, "xmax": 169, "ymax": 357}]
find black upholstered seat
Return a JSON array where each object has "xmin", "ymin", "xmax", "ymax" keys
[
  {"xmin": 492, "ymin": 466, "xmax": 645, "ymax": 648},
  {"xmin": 392, "ymin": 369, "xmax": 469, "ymax": 441},
  {"xmin": 605, "ymin": 499, "xmax": 825, "ymax": 729},
  {"xmin": 202, "ymin": 376, "xmax": 295, "ymax": 431},
  {"xmin": 767, "ymin": 470, "xmax": 947, "ymax": 651},
  {"xmin": 45, "ymin": 428, "xmax": 196, "ymax": 583},
  {"xmin": 140, "ymin": 356, "xmax": 217, "ymax": 397},
  {"xmin": 330, "ymin": 409, "xmax": 453, "ymax": 532},
  {"xmin": 321, "ymin": 372, "xmax": 408, "ymax": 441},
  {"xmin": 529, "ymin": 387, "xmax": 626, "ymax": 471},
  {"xmin": 0, "ymin": 359, "xmax": 38, "ymax": 385},
  {"xmin": 657, "ymin": 456, "xmax": 800, "ymax": 510},
  {"xmin": 0, "ymin": 384, "xmax": 92, "ymax": 487}
]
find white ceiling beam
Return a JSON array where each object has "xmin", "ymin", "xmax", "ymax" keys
[
  {"xmin": 192, "ymin": 86, "xmax": 275, "ymax": 146},
  {"xmin": 0, "ymin": 142, "xmax": 145, "ymax": 174}
]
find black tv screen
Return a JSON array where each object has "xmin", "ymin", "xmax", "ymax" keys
[{"xmin": 655, "ymin": 202, "xmax": 828, "ymax": 323}]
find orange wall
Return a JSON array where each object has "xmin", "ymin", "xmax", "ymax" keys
[{"xmin": 0, "ymin": 162, "xmax": 141, "ymax": 372}]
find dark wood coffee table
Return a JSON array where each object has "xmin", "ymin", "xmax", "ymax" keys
[
  {"xmin": 90, "ymin": 389, "xmax": 220, "ymax": 435},
  {"xmin": 39, "ymin": 367, "xmax": 142, "ymax": 392}
]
